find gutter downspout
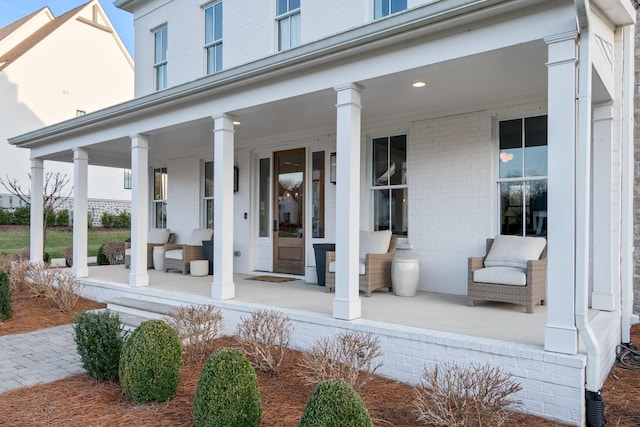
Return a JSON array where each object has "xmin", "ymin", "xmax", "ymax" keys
[
  {"xmin": 620, "ymin": 22, "xmax": 638, "ymax": 345},
  {"xmin": 574, "ymin": 0, "xmax": 602, "ymax": 407}
]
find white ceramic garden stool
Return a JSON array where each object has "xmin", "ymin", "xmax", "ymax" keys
[
  {"xmin": 190, "ymin": 260, "xmax": 209, "ymax": 277},
  {"xmin": 152, "ymin": 246, "xmax": 165, "ymax": 270},
  {"xmin": 392, "ymin": 258, "xmax": 419, "ymax": 297}
]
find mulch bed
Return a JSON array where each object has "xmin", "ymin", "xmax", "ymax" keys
[
  {"xmin": 1, "ymin": 288, "xmax": 639, "ymax": 426},
  {"xmin": 0, "ymin": 289, "xmax": 106, "ymax": 336}
]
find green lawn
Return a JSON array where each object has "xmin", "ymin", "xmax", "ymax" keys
[{"xmin": 0, "ymin": 228, "xmax": 130, "ymax": 259}]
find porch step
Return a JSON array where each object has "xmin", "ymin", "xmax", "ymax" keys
[{"xmin": 106, "ymin": 297, "xmax": 177, "ymax": 331}]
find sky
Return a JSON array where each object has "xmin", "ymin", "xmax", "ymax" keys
[{"xmin": 0, "ymin": 0, "xmax": 134, "ymax": 55}]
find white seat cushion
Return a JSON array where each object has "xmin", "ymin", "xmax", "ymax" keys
[
  {"xmin": 165, "ymin": 249, "xmax": 184, "ymax": 260},
  {"xmin": 484, "ymin": 235, "xmax": 546, "ymax": 269},
  {"xmin": 359, "ymin": 230, "xmax": 392, "ymax": 259},
  {"xmin": 328, "ymin": 260, "xmax": 366, "ymax": 275},
  {"xmin": 186, "ymin": 229, "xmax": 213, "ymax": 246},
  {"xmin": 473, "ymin": 267, "xmax": 527, "ymax": 286},
  {"xmin": 124, "ymin": 248, "xmax": 131, "ymax": 256},
  {"xmin": 148, "ymin": 228, "xmax": 171, "ymax": 245}
]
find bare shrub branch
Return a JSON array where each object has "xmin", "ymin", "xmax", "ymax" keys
[
  {"xmin": 413, "ymin": 361, "xmax": 522, "ymax": 427},
  {"xmin": 0, "ymin": 254, "xmax": 12, "ymax": 276},
  {"xmin": 45, "ymin": 269, "xmax": 83, "ymax": 313},
  {"xmin": 8, "ymin": 260, "xmax": 31, "ymax": 292},
  {"xmin": 167, "ymin": 304, "xmax": 223, "ymax": 363},
  {"xmin": 235, "ymin": 309, "xmax": 292, "ymax": 375},
  {"xmin": 297, "ymin": 330, "xmax": 382, "ymax": 391},
  {"xmin": 11, "ymin": 248, "xmax": 30, "ymax": 263},
  {"xmin": 102, "ymin": 241, "xmax": 126, "ymax": 265},
  {"xmin": 63, "ymin": 246, "xmax": 73, "ymax": 267},
  {"xmin": 23, "ymin": 262, "xmax": 51, "ymax": 299}
]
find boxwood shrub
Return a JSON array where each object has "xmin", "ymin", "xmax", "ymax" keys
[
  {"xmin": 119, "ymin": 319, "xmax": 182, "ymax": 403},
  {"xmin": 298, "ymin": 379, "xmax": 372, "ymax": 427},
  {"xmin": 73, "ymin": 310, "xmax": 125, "ymax": 382},
  {"xmin": 0, "ymin": 270, "xmax": 12, "ymax": 322},
  {"xmin": 193, "ymin": 347, "xmax": 261, "ymax": 427}
]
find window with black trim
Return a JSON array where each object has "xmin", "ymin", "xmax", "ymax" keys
[
  {"xmin": 497, "ymin": 115, "xmax": 548, "ymax": 236},
  {"xmin": 371, "ymin": 135, "xmax": 408, "ymax": 236}
]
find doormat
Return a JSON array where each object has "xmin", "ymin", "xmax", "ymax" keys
[{"xmin": 247, "ymin": 275, "xmax": 297, "ymax": 283}]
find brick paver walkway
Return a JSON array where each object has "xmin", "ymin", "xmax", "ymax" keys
[{"xmin": 0, "ymin": 324, "xmax": 83, "ymax": 393}]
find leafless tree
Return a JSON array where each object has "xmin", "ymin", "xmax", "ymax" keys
[{"xmin": 0, "ymin": 172, "xmax": 73, "ymax": 256}]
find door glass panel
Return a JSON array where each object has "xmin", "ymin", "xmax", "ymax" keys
[
  {"xmin": 259, "ymin": 158, "xmax": 270, "ymax": 237},
  {"xmin": 277, "ymin": 165, "xmax": 303, "ymax": 239}
]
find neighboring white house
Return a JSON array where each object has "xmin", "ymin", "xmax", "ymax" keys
[
  {"xmin": 9, "ymin": 0, "xmax": 638, "ymax": 424},
  {"xmin": 0, "ymin": 0, "xmax": 133, "ymax": 219}
]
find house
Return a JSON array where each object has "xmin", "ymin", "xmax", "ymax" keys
[
  {"xmin": 8, "ymin": 0, "xmax": 638, "ymax": 424},
  {"xmin": 0, "ymin": 0, "xmax": 133, "ymax": 221}
]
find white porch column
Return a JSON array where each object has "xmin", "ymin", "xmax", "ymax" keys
[
  {"xmin": 591, "ymin": 104, "xmax": 617, "ymax": 311},
  {"xmin": 333, "ymin": 83, "xmax": 363, "ymax": 320},
  {"xmin": 72, "ymin": 148, "xmax": 89, "ymax": 277},
  {"xmin": 129, "ymin": 135, "xmax": 149, "ymax": 287},
  {"xmin": 544, "ymin": 33, "xmax": 578, "ymax": 354},
  {"xmin": 29, "ymin": 159, "xmax": 44, "ymax": 263},
  {"xmin": 212, "ymin": 114, "xmax": 235, "ymax": 300}
]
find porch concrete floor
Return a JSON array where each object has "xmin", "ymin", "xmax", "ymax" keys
[{"xmin": 85, "ymin": 265, "xmax": 552, "ymax": 347}]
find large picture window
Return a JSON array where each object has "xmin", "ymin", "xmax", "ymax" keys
[
  {"xmin": 153, "ymin": 167, "xmax": 168, "ymax": 228},
  {"xmin": 276, "ymin": 0, "xmax": 300, "ymax": 51},
  {"xmin": 153, "ymin": 26, "xmax": 168, "ymax": 91},
  {"xmin": 498, "ymin": 115, "xmax": 547, "ymax": 236},
  {"xmin": 371, "ymin": 135, "xmax": 408, "ymax": 236},
  {"xmin": 204, "ymin": 2, "xmax": 223, "ymax": 74}
]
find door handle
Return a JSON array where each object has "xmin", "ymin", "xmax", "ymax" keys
[{"xmin": 273, "ymin": 220, "xmax": 278, "ymax": 232}]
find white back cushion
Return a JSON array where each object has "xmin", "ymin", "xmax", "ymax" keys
[
  {"xmin": 186, "ymin": 229, "xmax": 213, "ymax": 246},
  {"xmin": 484, "ymin": 235, "xmax": 546, "ymax": 269},
  {"xmin": 148, "ymin": 228, "xmax": 171, "ymax": 244},
  {"xmin": 359, "ymin": 230, "xmax": 392, "ymax": 260}
]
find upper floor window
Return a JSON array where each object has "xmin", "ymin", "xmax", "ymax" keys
[
  {"xmin": 371, "ymin": 135, "xmax": 408, "ymax": 236},
  {"xmin": 374, "ymin": 0, "xmax": 407, "ymax": 19},
  {"xmin": 276, "ymin": 0, "xmax": 300, "ymax": 51},
  {"xmin": 153, "ymin": 26, "xmax": 168, "ymax": 91},
  {"xmin": 497, "ymin": 115, "xmax": 547, "ymax": 237},
  {"xmin": 204, "ymin": 2, "xmax": 223, "ymax": 74}
]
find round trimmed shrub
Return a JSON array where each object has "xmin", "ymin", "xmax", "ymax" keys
[
  {"xmin": 0, "ymin": 270, "xmax": 12, "ymax": 322},
  {"xmin": 193, "ymin": 347, "xmax": 261, "ymax": 427},
  {"xmin": 298, "ymin": 379, "xmax": 372, "ymax": 427},
  {"xmin": 119, "ymin": 319, "xmax": 182, "ymax": 403},
  {"xmin": 73, "ymin": 311, "xmax": 125, "ymax": 382}
]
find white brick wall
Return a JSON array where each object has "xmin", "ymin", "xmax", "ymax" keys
[
  {"xmin": 131, "ymin": 0, "xmax": 452, "ymax": 97},
  {"xmin": 78, "ymin": 279, "xmax": 590, "ymax": 426},
  {"xmin": 166, "ymin": 156, "xmax": 202, "ymax": 241}
]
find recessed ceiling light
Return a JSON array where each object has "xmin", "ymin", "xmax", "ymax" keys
[
  {"xmin": 412, "ymin": 81, "xmax": 426, "ymax": 88},
  {"xmin": 233, "ymin": 121, "xmax": 241, "ymax": 125}
]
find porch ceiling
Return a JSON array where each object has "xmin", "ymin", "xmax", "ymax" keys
[{"xmin": 40, "ymin": 40, "xmax": 553, "ymax": 167}]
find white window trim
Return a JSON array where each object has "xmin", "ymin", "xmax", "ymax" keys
[
  {"xmin": 276, "ymin": 3, "xmax": 300, "ymax": 51},
  {"xmin": 203, "ymin": 1, "xmax": 223, "ymax": 75},
  {"xmin": 153, "ymin": 25, "xmax": 168, "ymax": 91}
]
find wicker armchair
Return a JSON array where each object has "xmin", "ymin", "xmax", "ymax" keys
[
  {"xmin": 468, "ymin": 237, "xmax": 547, "ymax": 314},
  {"xmin": 124, "ymin": 229, "xmax": 174, "ymax": 269},
  {"xmin": 164, "ymin": 228, "xmax": 213, "ymax": 274},
  {"xmin": 325, "ymin": 232, "xmax": 397, "ymax": 297}
]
